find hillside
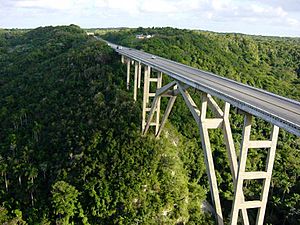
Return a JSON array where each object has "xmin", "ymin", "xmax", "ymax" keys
[
  {"xmin": 0, "ymin": 25, "xmax": 299, "ymax": 225},
  {"xmin": 0, "ymin": 26, "xmax": 212, "ymax": 224},
  {"xmin": 102, "ymin": 27, "xmax": 300, "ymax": 225}
]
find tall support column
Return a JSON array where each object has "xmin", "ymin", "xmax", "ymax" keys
[
  {"xmin": 196, "ymin": 94, "xmax": 249, "ymax": 224},
  {"xmin": 230, "ymin": 113, "xmax": 279, "ymax": 225},
  {"xmin": 138, "ymin": 62, "xmax": 142, "ymax": 89},
  {"xmin": 142, "ymin": 65, "xmax": 150, "ymax": 130},
  {"xmin": 256, "ymin": 125, "xmax": 279, "ymax": 224},
  {"xmin": 126, "ymin": 59, "xmax": 131, "ymax": 90},
  {"xmin": 222, "ymin": 102, "xmax": 238, "ymax": 177},
  {"xmin": 156, "ymin": 84, "xmax": 192, "ymax": 138},
  {"xmin": 146, "ymin": 67, "xmax": 151, "ymax": 104},
  {"xmin": 154, "ymin": 82, "xmax": 179, "ymax": 138},
  {"xmin": 177, "ymin": 85, "xmax": 223, "ymax": 225},
  {"xmin": 155, "ymin": 72, "xmax": 163, "ymax": 134},
  {"xmin": 198, "ymin": 94, "xmax": 224, "ymax": 225},
  {"xmin": 142, "ymin": 69, "xmax": 163, "ymax": 133},
  {"xmin": 134, "ymin": 62, "xmax": 138, "ymax": 101},
  {"xmin": 222, "ymin": 102, "xmax": 249, "ymax": 225},
  {"xmin": 156, "ymin": 94, "xmax": 177, "ymax": 137}
]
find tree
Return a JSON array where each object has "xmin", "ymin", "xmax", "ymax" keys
[{"xmin": 51, "ymin": 181, "xmax": 79, "ymax": 225}]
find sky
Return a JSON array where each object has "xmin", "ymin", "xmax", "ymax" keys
[{"xmin": 0, "ymin": 0, "xmax": 300, "ymax": 37}]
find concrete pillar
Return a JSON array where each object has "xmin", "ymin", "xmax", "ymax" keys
[
  {"xmin": 134, "ymin": 62, "xmax": 138, "ymax": 101},
  {"xmin": 146, "ymin": 66, "xmax": 151, "ymax": 104},
  {"xmin": 143, "ymin": 81, "xmax": 177, "ymax": 137},
  {"xmin": 126, "ymin": 60, "xmax": 130, "ymax": 90},
  {"xmin": 230, "ymin": 114, "xmax": 279, "ymax": 225},
  {"xmin": 138, "ymin": 62, "xmax": 141, "ymax": 89},
  {"xmin": 155, "ymin": 72, "xmax": 162, "ymax": 134},
  {"xmin": 142, "ymin": 65, "xmax": 150, "ymax": 130},
  {"xmin": 199, "ymin": 94, "xmax": 224, "ymax": 225},
  {"xmin": 256, "ymin": 125, "xmax": 279, "ymax": 225}
]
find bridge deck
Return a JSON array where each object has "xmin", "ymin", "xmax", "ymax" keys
[{"xmin": 108, "ymin": 42, "xmax": 300, "ymax": 137}]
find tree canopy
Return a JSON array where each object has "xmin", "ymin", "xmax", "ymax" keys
[{"xmin": 0, "ymin": 25, "xmax": 299, "ymax": 224}]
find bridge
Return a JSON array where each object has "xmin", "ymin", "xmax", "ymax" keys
[{"xmin": 104, "ymin": 39, "xmax": 300, "ymax": 225}]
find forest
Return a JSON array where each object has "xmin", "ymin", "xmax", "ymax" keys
[
  {"xmin": 102, "ymin": 27, "xmax": 300, "ymax": 225},
  {"xmin": 0, "ymin": 25, "xmax": 299, "ymax": 224}
]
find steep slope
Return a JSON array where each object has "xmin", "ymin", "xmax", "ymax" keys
[
  {"xmin": 102, "ymin": 27, "xmax": 300, "ymax": 225},
  {"xmin": 0, "ymin": 26, "xmax": 212, "ymax": 224}
]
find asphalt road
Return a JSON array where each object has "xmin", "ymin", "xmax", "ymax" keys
[{"xmin": 103, "ymin": 40, "xmax": 300, "ymax": 137}]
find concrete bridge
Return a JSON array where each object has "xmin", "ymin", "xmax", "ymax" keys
[{"xmin": 104, "ymin": 39, "xmax": 300, "ymax": 225}]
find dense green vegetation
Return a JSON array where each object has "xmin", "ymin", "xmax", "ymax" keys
[
  {"xmin": 0, "ymin": 25, "xmax": 212, "ymax": 224},
  {"xmin": 0, "ymin": 25, "xmax": 299, "ymax": 225},
  {"xmin": 102, "ymin": 27, "xmax": 300, "ymax": 225}
]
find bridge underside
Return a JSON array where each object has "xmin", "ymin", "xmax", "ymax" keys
[{"xmin": 122, "ymin": 55, "xmax": 279, "ymax": 225}]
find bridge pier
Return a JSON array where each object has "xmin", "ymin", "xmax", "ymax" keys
[
  {"xmin": 143, "ymin": 80, "xmax": 279, "ymax": 225},
  {"xmin": 124, "ymin": 57, "xmax": 142, "ymax": 101},
  {"xmin": 126, "ymin": 59, "xmax": 130, "ymax": 90},
  {"xmin": 230, "ymin": 114, "xmax": 279, "ymax": 225},
  {"xmin": 138, "ymin": 62, "xmax": 142, "ymax": 89},
  {"xmin": 179, "ymin": 86, "xmax": 225, "ymax": 225},
  {"xmin": 142, "ymin": 65, "xmax": 150, "ymax": 130},
  {"xmin": 134, "ymin": 61, "xmax": 138, "ymax": 101},
  {"xmin": 142, "ymin": 66, "xmax": 162, "ymax": 132},
  {"xmin": 143, "ymin": 81, "xmax": 178, "ymax": 136},
  {"xmin": 119, "ymin": 53, "xmax": 282, "ymax": 225}
]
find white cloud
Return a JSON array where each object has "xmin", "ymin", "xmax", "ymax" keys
[
  {"xmin": 0, "ymin": 0, "xmax": 299, "ymax": 36},
  {"xmin": 202, "ymin": 0, "xmax": 299, "ymax": 29},
  {"xmin": 286, "ymin": 18, "xmax": 299, "ymax": 26},
  {"xmin": 14, "ymin": 0, "xmax": 75, "ymax": 10},
  {"xmin": 140, "ymin": 0, "xmax": 178, "ymax": 13},
  {"xmin": 264, "ymin": 0, "xmax": 300, "ymax": 12},
  {"xmin": 10, "ymin": 0, "xmax": 203, "ymax": 14},
  {"xmin": 105, "ymin": 0, "xmax": 140, "ymax": 14},
  {"xmin": 211, "ymin": 0, "xmax": 233, "ymax": 11},
  {"xmin": 250, "ymin": 5, "xmax": 287, "ymax": 18}
]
